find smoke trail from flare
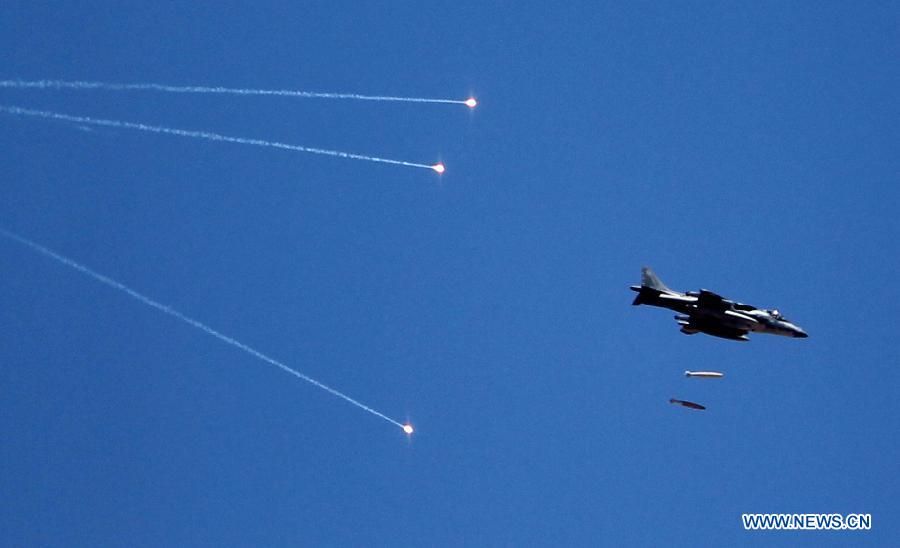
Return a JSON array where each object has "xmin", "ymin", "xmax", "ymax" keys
[
  {"xmin": 0, "ymin": 105, "xmax": 433, "ymax": 170},
  {"xmin": 0, "ymin": 228, "xmax": 406, "ymax": 430},
  {"xmin": 0, "ymin": 79, "xmax": 469, "ymax": 105}
]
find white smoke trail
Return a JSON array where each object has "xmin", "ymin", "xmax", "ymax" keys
[
  {"xmin": 0, "ymin": 105, "xmax": 434, "ymax": 170},
  {"xmin": 0, "ymin": 228, "xmax": 406, "ymax": 430},
  {"xmin": 0, "ymin": 79, "xmax": 469, "ymax": 105}
]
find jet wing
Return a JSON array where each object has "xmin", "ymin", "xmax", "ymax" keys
[
  {"xmin": 675, "ymin": 316, "xmax": 751, "ymax": 341},
  {"xmin": 696, "ymin": 289, "xmax": 733, "ymax": 311}
]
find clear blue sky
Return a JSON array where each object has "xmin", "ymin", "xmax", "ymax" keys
[{"xmin": 2, "ymin": 3, "xmax": 897, "ymax": 546}]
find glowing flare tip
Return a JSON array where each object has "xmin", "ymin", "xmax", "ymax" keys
[
  {"xmin": 431, "ymin": 163, "xmax": 445, "ymax": 174},
  {"xmin": 465, "ymin": 97, "xmax": 477, "ymax": 108},
  {"xmin": 403, "ymin": 424, "xmax": 414, "ymax": 435}
]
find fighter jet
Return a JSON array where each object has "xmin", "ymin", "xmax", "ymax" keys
[{"xmin": 630, "ymin": 267, "xmax": 808, "ymax": 341}]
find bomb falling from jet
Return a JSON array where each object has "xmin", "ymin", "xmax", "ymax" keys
[{"xmin": 669, "ymin": 398, "xmax": 706, "ymax": 410}]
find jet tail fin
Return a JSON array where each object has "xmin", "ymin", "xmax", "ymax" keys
[
  {"xmin": 641, "ymin": 266, "xmax": 673, "ymax": 293},
  {"xmin": 631, "ymin": 290, "xmax": 649, "ymax": 305}
]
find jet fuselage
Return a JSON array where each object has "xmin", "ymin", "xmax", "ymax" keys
[{"xmin": 630, "ymin": 268, "xmax": 808, "ymax": 341}]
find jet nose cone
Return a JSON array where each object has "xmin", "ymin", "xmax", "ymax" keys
[{"xmin": 794, "ymin": 330, "xmax": 808, "ymax": 338}]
